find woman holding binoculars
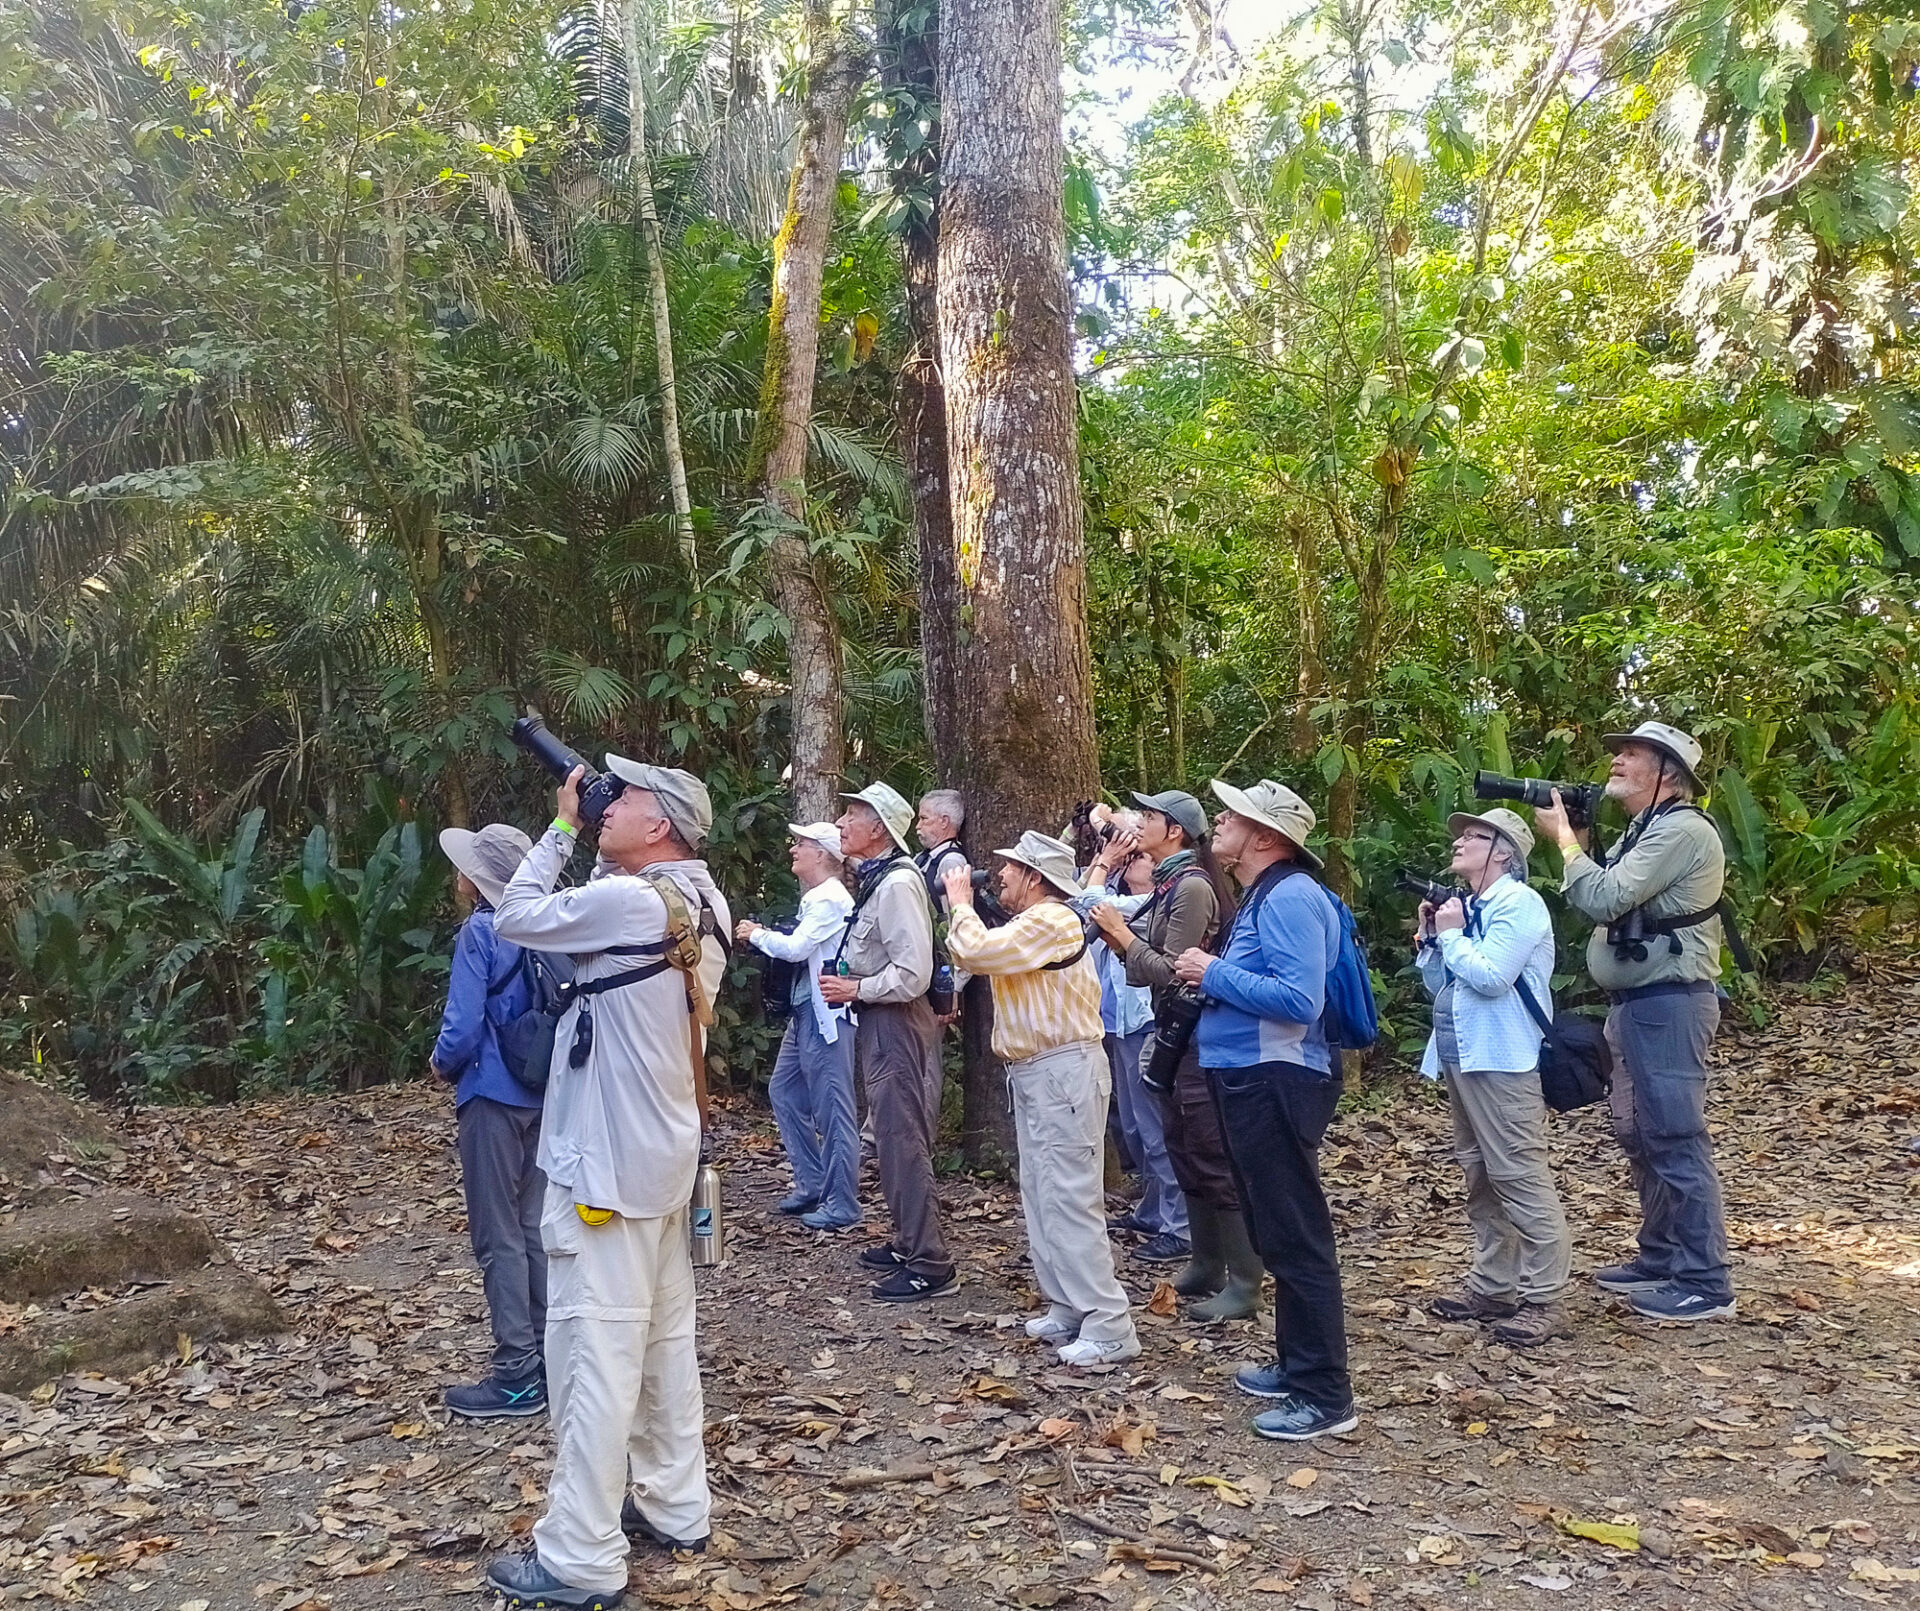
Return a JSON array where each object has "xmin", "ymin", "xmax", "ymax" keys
[{"xmin": 1088, "ymin": 789, "xmax": 1261, "ymax": 1320}]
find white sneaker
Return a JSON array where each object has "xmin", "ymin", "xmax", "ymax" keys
[
  {"xmin": 1024, "ymin": 1313, "xmax": 1078, "ymax": 1343},
  {"xmin": 1056, "ymin": 1334, "xmax": 1142, "ymax": 1368}
]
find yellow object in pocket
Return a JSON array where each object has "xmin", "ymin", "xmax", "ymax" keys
[{"xmin": 575, "ymin": 1204, "xmax": 614, "ymax": 1226}]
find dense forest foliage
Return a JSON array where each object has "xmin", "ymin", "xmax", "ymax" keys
[{"xmin": 5, "ymin": 0, "xmax": 1919, "ymax": 1105}]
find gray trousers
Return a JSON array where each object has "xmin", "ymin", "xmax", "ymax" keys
[
  {"xmin": 1445, "ymin": 1069, "xmax": 1570, "ymax": 1304},
  {"xmin": 1605, "ymin": 988, "xmax": 1730, "ymax": 1296},
  {"xmin": 1106, "ymin": 1028, "xmax": 1187, "ymax": 1237},
  {"xmin": 457, "ymin": 1095, "xmax": 548, "ymax": 1381},
  {"xmin": 857, "ymin": 999, "xmax": 953, "ymax": 1278}
]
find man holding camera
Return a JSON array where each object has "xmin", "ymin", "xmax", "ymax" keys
[
  {"xmin": 1535, "ymin": 721, "xmax": 1735, "ymax": 1323},
  {"xmin": 943, "ymin": 832, "xmax": 1140, "ymax": 1367},
  {"xmin": 1174, "ymin": 778, "xmax": 1353, "ymax": 1441},
  {"xmin": 828, "ymin": 781, "xmax": 957, "ymax": 1302},
  {"xmin": 486, "ymin": 758, "xmax": 728, "ymax": 1611}
]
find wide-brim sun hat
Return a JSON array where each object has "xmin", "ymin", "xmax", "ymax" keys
[
  {"xmin": 788, "ymin": 820, "xmax": 844, "ymax": 859},
  {"xmin": 1446, "ymin": 807, "xmax": 1536, "ymax": 865},
  {"xmin": 605, "ymin": 755, "xmax": 714, "ymax": 848},
  {"xmin": 439, "ymin": 823, "xmax": 534, "ymax": 908},
  {"xmin": 1209, "ymin": 778, "xmax": 1323, "ymax": 871},
  {"xmin": 993, "ymin": 829, "xmax": 1082, "ymax": 897},
  {"xmin": 839, "ymin": 781, "xmax": 915, "ymax": 852},
  {"xmin": 1600, "ymin": 720, "xmax": 1706, "ymax": 791}
]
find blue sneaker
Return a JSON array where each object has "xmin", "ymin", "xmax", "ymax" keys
[
  {"xmin": 444, "ymin": 1372, "xmax": 546, "ymax": 1420},
  {"xmin": 776, "ymin": 1191, "xmax": 820, "ymax": 1215},
  {"xmin": 485, "ymin": 1551, "xmax": 623, "ymax": 1609},
  {"xmin": 1629, "ymin": 1283, "xmax": 1735, "ymax": 1322},
  {"xmin": 1251, "ymin": 1396, "xmax": 1359, "ymax": 1442},
  {"xmin": 800, "ymin": 1208, "xmax": 862, "ymax": 1232},
  {"xmin": 1234, "ymin": 1361, "xmax": 1289, "ymax": 1400},
  {"xmin": 1593, "ymin": 1260, "xmax": 1667, "ymax": 1293}
]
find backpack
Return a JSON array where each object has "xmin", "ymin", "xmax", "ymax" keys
[
  {"xmin": 1267, "ymin": 866, "xmax": 1380, "ymax": 1052},
  {"xmin": 494, "ymin": 950, "xmax": 576, "ymax": 1094}
]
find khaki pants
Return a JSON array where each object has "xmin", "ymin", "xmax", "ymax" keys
[
  {"xmin": 1445, "ymin": 1069, "xmax": 1570, "ymax": 1305},
  {"xmin": 858, "ymin": 999, "xmax": 953, "ymax": 1278},
  {"xmin": 1009, "ymin": 1040, "xmax": 1137, "ymax": 1346},
  {"xmin": 533, "ymin": 1185, "xmax": 710, "ymax": 1592}
]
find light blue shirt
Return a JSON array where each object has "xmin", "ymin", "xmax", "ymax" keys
[
  {"xmin": 1416, "ymin": 874, "xmax": 1555, "ymax": 1077},
  {"xmin": 1075, "ymin": 888, "xmax": 1154, "ymax": 1037},
  {"xmin": 749, "ymin": 877, "xmax": 856, "ymax": 1043}
]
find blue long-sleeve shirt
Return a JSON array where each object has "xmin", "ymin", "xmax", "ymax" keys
[
  {"xmin": 432, "ymin": 908, "xmax": 540, "ymax": 1111},
  {"xmin": 1196, "ymin": 866, "xmax": 1339, "ymax": 1076}
]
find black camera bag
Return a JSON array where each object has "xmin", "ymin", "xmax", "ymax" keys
[{"xmin": 1514, "ymin": 977, "xmax": 1612, "ymax": 1113}]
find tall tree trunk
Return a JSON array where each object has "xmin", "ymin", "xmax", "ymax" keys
[
  {"xmin": 881, "ymin": 0, "xmax": 961, "ymax": 784},
  {"xmin": 940, "ymin": 0, "xmax": 1098, "ymax": 1166},
  {"xmin": 621, "ymin": 0, "xmax": 697, "ymax": 571},
  {"xmin": 747, "ymin": 0, "xmax": 869, "ymax": 822}
]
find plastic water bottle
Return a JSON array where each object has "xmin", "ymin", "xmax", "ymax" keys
[
  {"xmin": 690, "ymin": 1163, "xmax": 725, "ymax": 1267},
  {"xmin": 929, "ymin": 959, "xmax": 955, "ymax": 1016}
]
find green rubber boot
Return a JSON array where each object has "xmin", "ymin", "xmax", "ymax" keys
[
  {"xmin": 1171, "ymin": 1199, "xmax": 1225, "ymax": 1297},
  {"xmin": 1187, "ymin": 1208, "xmax": 1264, "ymax": 1321}
]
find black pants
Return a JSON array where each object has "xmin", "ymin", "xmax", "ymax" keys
[
  {"xmin": 1155, "ymin": 1046, "xmax": 1240, "ymax": 1212},
  {"xmin": 1208, "ymin": 1061, "xmax": 1350, "ymax": 1412}
]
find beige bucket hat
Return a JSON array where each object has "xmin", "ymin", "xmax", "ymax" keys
[
  {"xmin": 1209, "ymin": 778, "xmax": 1323, "ymax": 871},
  {"xmin": 840, "ymin": 780, "xmax": 915, "ymax": 853},
  {"xmin": 1601, "ymin": 720, "xmax": 1706, "ymax": 791},
  {"xmin": 439, "ymin": 823, "xmax": 534, "ymax": 908},
  {"xmin": 605, "ymin": 754, "xmax": 714, "ymax": 848},
  {"xmin": 1446, "ymin": 806, "xmax": 1536, "ymax": 865},
  {"xmin": 995, "ymin": 829, "xmax": 1082, "ymax": 897}
]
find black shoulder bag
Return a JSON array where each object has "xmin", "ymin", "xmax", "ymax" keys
[{"xmin": 1513, "ymin": 976, "xmax": 1613, "ymax": 1113}]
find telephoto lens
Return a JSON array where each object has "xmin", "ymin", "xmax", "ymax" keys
[
  {"xmin": 1394, "ymin": 869, "xmax": 1465, "ymax": 907},
  {"xmin": 1472, "ymin": 770, "xmax": 1601, "ymax": 828},
  {"xmin": 1141, "ymin": 984, "xmax": 1205, "ymax": 1092},
  {"xmin": 511, "ymin": 715, "xmax": 626, "ymax": 826}
]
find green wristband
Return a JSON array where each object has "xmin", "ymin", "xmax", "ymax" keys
[{"xmin": 551, "ymin": 816, "xmax": 578, "ymax": 837}]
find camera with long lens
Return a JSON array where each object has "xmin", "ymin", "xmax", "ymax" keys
[
  {"xmin": 1141, "ymin": 984, "xmax": 1205, "ymax": 1093},
  {"xmin": 1394, "ymin": 869, "xmax": 1467, "ymax": 907},
  {"xmin": 1473, "ymin": 770, "xmax": 1602, "ymax": 829},
  {"xmin": 511, "ymin": 714, "xmax": 626, "ymax": 826}
]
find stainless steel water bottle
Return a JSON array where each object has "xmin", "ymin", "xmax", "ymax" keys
[{"xmin": 689, "ymin": 1164, "xmax": 725, "ymax": 1267}]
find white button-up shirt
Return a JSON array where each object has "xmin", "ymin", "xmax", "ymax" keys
[
  {"xmin": 747, "ymin": 877, "xmax": 854, "ymax": 1042},
  {"xmin": 1416, "ymin": 874, "xmax": 1555, "ymax": 1077},
  {"xmin": 493, "ymin": 829, "xmax": 731, "ymax": 1219}
]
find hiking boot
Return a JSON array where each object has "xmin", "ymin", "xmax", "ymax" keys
[
  {"xmin": 1429, "ymin": 1289, "xmax": 1520, "ymax": 1323},
  {"xmin": 858, "ymin": 1242, "xmax": 906, "ymax": 1270},
  {"xmin": 871, "ymin": 1267, "xmax": 958, "ymax": 1303},
  {"xmin": 1490, "ymin": 1300, "xmax": 1565, "ymax": 1347},
  {"xmin": 620, "ymin": 1496, "xmax": 709, "ymax": 1553},
  {"xmin": 1592, "ymin": 1260, "xmax": 1667, "ymax": 1293},
  {"xmin": 1024, "ymin": 1312, "xmax": 1078, "ymax": 1343},
  {"xmin": 1629, "ymin": 1283, "xmax": 1735, "ymax": 1323},
  {"xmin": 1187, "ymin": 1209, "xmax": 1263, "ymax": 1322},
  {"xmin": 444, "ymin": 1373, "xmax": 546, "ymax": 1421},
  {"xmin": 486, "ymin": 1551, "xmax": 623, "ymax": 1610},
  {"xmin": 1250, "ymin": 1396, "xmax": 1360, "ymax": 1442},
  {"xmin": 1057, "ymin": 1334, "xmax": 1142, "ymax": 1368},
  {"xmin": 776, "ymin": 1191, "xmax": 819, "ymax": 1216},
  {"xmin": 1171, "ymin": 1199, "xmax": 1226, "ymax": 1297},
  {"xmin": 1234, "ymin": 1361, "xmax": 1289, "ymax": 1400},
  {"xmin": 1132, "ymin": 1232, "xmax": 1192, "ymax": 1264}
]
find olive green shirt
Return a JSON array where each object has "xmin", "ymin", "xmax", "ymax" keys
[{"xmin": 1561, "ymin": 806, "xmax": 1725, "ymax": 991}]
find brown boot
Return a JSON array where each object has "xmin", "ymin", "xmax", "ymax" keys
[
  {"xmin": 1490, "ymin": 1300, "xmax": 1565, "ymax": 1347},
  {"xmin": 1429, "ymin": 1289, "xmax": 1519, "ymax": 1323}
]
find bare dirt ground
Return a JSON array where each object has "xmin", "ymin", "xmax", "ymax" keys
[{"xmin": 4, "ymin": 959, "xmax": 1920, "ymax": 1611}]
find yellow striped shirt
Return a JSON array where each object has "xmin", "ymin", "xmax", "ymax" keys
[{"xmin": 946, "ymin": 900, "xmax": 1103, "ymax": 1064}]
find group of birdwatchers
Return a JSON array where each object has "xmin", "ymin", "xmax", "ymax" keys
[{"xmin": 423, "ymin": 719, "xmax": 1737, "ymax": 1611}]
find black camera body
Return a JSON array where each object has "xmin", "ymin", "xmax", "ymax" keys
[
  {"xmin": 969, "ymin": 866, "xmax": 1014, "ymax": 928},
  {"xmin": 1473, "ymin": 770, "xmax": 1603, "ymax": 829},
  {"xmin": 1141, "ymin": 984, "xmax": 1205, "ymax": 1093},
  {"xmin": 512, "ymin": 715, "xmax": 625, "ymax": 826},
  {"xmin": 1395, "ymin": 869, "xmax": 1467, "ymax": 907}
]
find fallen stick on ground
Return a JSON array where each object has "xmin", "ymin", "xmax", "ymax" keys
[
  {"xmin": 1056, "ymin": 1506, "xmax": 1221, "ymax": 1572},
  {"xmin": 828, "ymin": 1434, "xmax": 1004, "ymax": 1489}
]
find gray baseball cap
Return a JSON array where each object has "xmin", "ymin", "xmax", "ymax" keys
[
  {"xmin": 1130, "ymin": 789, "xmax": 1208, "ymax": 842},
  {"xmin": 605, "ymin": 754, "xmax": 714, "ymax": 849}
]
